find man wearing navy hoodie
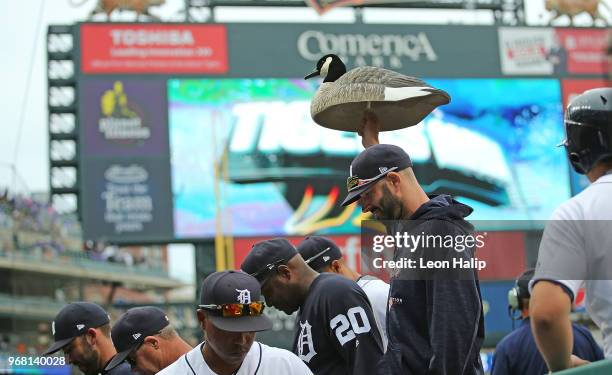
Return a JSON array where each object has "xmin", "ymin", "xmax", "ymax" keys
[{"xmin": 339, "ymin": 111, "xmax": 485, "ymax": 375}]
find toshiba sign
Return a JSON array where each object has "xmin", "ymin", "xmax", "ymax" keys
[{"xmin": 80, "ymin": 24, "xmax": 228, "ymax": 74}]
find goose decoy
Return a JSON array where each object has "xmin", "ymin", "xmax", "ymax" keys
[{"xmin": 305, "ymin": 54, "xmax": 450, "ymax": 132}]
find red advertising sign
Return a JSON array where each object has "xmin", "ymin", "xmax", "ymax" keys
[
  {"xmin": 562, "ymin": 79, "xmax": 609, "ymax": 109},
  {"xmin": 80, "ymin": 24, "xmax": 228, "ymax": 74},
  {"xmin": 555, "ymin": 28, "xmax": 608, "ymax": 75}
]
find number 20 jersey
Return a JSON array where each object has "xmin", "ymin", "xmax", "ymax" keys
[{"xmin": 292, "ymin": 273, "xmax": 385, "ymax": 375}]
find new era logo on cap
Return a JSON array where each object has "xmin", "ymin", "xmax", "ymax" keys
[
  {"xmin": 379, "ymin": 167, "xmax": 388, "ymax": 173},
  {"xmin": 132, "ymin": 333, "xmax": 142, "ymax": 341},
  {"xmin": 76, "ymin": 324, "xmax": 85, "ymax": 330},
  {"xmin": 51, "ymin": 321, "xmax": 56, "ymax": 336}
]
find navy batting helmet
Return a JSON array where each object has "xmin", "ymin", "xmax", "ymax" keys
[{"xmin": 561, "ymin": 88, "xmax": 612, "ymax": 174}]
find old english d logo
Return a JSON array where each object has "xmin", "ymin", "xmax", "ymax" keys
[
  {"xmin": 236, "ymin": 289, "xmax": 251, "ymax": 304},
  {"xmin": 297, "ymin": 320, "xmax": 317, "ymax": 362}
]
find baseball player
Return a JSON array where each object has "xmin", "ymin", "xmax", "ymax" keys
[
  {"xmin": 241, "ymin": 238, "xmax": 385, "ymax": 375},
  {"xmin": 296, "ymin": 235, "xmax": 389, "ymax": 349},
  {"xmin": 157, "ymin": 270, "xmax": 312, "ymax": 375},
  {"xmin": 530, "ymin": 87, "xmax": 612, "ymax": 371},
  {"xmin": 42, "ymin": 301, "xmax": 132, "ymax": 375},
  {"xmin": 104, "ymin": 306, "xmax": 192, "ymax": 374}
]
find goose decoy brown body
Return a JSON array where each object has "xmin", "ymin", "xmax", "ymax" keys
[{"xmin": 305, "ymin": 54, "xmax": 451, "ymax": 132}]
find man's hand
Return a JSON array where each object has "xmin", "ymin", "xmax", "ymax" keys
[
  {"xmin": 358, "ymin": 109, "xmax": 380, "ymax": 148},
  {"xmin": 570, "ymin": 355, "xmax": 590, "ymax": 368}
]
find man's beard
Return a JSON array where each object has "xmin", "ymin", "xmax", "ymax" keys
[
  {"xmin": 377, "ymin": 185, "xmax": 404, "ymax": 220},
  {"xmin": 79, "ymin": 341, "xmax": 100, "ymax": 375}
]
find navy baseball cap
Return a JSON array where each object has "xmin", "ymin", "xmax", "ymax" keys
[
  {"xmin": 341, "ymin": 144, "xmax": 413, "ymax": 206},
  {"xmin": 43, "ymin": 302, "xmax": 110, "ymax": 355},
  {"xmin": 297, "ymin": 236, "xmax": 343, "ymax": 272},
  {"xmin": 240, "ymin": 238, "xmax": 298, "ymax": 284},
  {"xmin": 199, "ymin": 270, "xmax": 272, "ymax": 332},
  {"xmin": 105, "ymin": 306, "xmax": 170, "ymax": 371}
]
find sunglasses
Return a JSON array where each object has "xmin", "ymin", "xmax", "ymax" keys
[{"xmin": 199, "ymin": 302, "xmax": 265, "ymax": 318}]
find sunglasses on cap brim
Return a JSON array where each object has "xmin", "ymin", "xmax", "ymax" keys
[{"xmin": 198, "ymin": 302, "xmax": 265, "ymax": 318}]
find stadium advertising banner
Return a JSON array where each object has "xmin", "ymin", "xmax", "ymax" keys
[
  {"xmin": 498, "ymin": 27, "xmax": 608, "ymax": 76},
  {"xmin": 79, "ymin": 78, "xmax": 174, "ymax": 241},
  {"xmin": 80, "ymin": 24, "xmax": 229, "ymax": 74},
  {"xmin": 77, "ymin": 23, "xmax": 587, "ymax": 243}
]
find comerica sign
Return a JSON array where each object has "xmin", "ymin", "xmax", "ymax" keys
[{"xmin": 297, "ymin": 30, "xmax": 438, "ymax": 68}]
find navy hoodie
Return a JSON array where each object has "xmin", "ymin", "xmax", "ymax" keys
[{"xmin": 379, "ymin": 195, "xmax": 485, "ymax": 375}]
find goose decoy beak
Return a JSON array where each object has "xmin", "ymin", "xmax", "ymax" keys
[{"xmin": 304, "ymin": 70, "xmax": 319, "ymax": 80}]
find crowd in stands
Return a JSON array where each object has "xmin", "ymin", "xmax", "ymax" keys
[{"xmin": 0, "ymin": 188, "xmax": 163, "ymax": 270}]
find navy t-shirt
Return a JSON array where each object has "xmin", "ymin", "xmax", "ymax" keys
[{"xmin": 491, "ymin": 318, "xmax": 604, "ymax": 375}]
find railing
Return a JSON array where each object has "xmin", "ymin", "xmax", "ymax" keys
[
  {"xmin": 0, "ymin": 247, "xmax": 167, "ymax": 278},
  {"xmin": 0, "ymin": 294, "xmax": 66, "ymax": 320},
  {"xmin": 553, "ymin": 359, "xmax": 612, "ymax": 374}
]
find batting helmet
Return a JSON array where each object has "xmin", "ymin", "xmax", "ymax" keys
[{"xmin": 562, "ymin": 87, "xmax": 612, "ymax": 174}]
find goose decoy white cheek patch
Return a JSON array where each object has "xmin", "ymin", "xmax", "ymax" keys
[{"xmin": 320, "ymin": 57, "xmax": 332, "ymax": 77}]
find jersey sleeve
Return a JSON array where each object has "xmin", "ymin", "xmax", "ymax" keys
[
  {"xmin": 324, "ymin": 281, "xmax": 385, "ymax": 375},
  {"xmin": 532, "ymin": 205, "xmax": 587, "ymax": 300}
]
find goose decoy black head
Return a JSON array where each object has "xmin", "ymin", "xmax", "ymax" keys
[{"xmin": 304, "ymin": 54, "xmax": 347, "ymax": 83}]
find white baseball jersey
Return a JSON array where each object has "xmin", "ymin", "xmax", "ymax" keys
[
  {"xmin": 357, "ymin": 276, "xmax": 390, "ymax": 350},
  {"xmin": 532, "ymin": 172, "xmax": 612, "ymax": 358},
  {"xmin": 156, "ymin": 341, "xmax": 313, "ymax": 375}
]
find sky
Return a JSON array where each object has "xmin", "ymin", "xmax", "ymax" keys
[{"xmin": 1, "ymin": 0, "xmax": 610, "ymax": 283}]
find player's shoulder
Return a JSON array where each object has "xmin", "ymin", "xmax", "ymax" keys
[
  {"xmin": 156, "ymin": 345, "xmax": 200, "ymax": 374},
  {"xmin": 552, "ymin": 180, "xmax": 612, "ymax": 220},
  {"xmin": 358, "ymin": 277, "xmax": 390, "ymax": 292},
  {"xmin": 549, "ymin": 194, "xmax": 583, "ymax": 221},
  {"xmin": 258, "ymin": 342, "xmax": 312, "ymax": 372},
  {"xmin": 155, "ymin": 359, "xmax": 185, "ymax": 375},
  {"xmin": 259, "ymin": 341, "xmax": 299, "ymax": 360},
  {"xmin": 316, "ymin": 273, "xmax": 362, "ymax": 295}
]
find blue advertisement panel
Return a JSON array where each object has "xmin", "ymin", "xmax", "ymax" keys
[
  {"xmin": 79, "ymin": 78, "xmax": 173, "ymax": 241},
  {"xmin": 81, "ymin": 158, "xmax": 174, "ymax": 242},
  {"xmin": 168, "ymin": 78, "xmax": 570, "ymax": 238},
  {"xmin": 81, "ymin": 78, "xmax": 170, "ymax": 157}
]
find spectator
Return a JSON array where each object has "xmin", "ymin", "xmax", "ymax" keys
[{"xmin": 492, "ymin": 269, "xmax": 603, "ymax": 375}]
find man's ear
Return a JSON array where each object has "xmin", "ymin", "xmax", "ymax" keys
[
  {"xmin": 276, "ymin": 265, "xmax": 292, "ymax": 282},
  {"xmin": 85, "ymin": 328, "xmax": 97, "ymax": 346},
  {"xmin": 330, "ymin": 260, "xmax": 341, "ymax": 273},
  {"xmin": 144, "ymin": 336, "xmax": 159, "ymax": 350},
  {"xmin": 386, "ymin": 172, "xmax": 401, "ymax": 187}
]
